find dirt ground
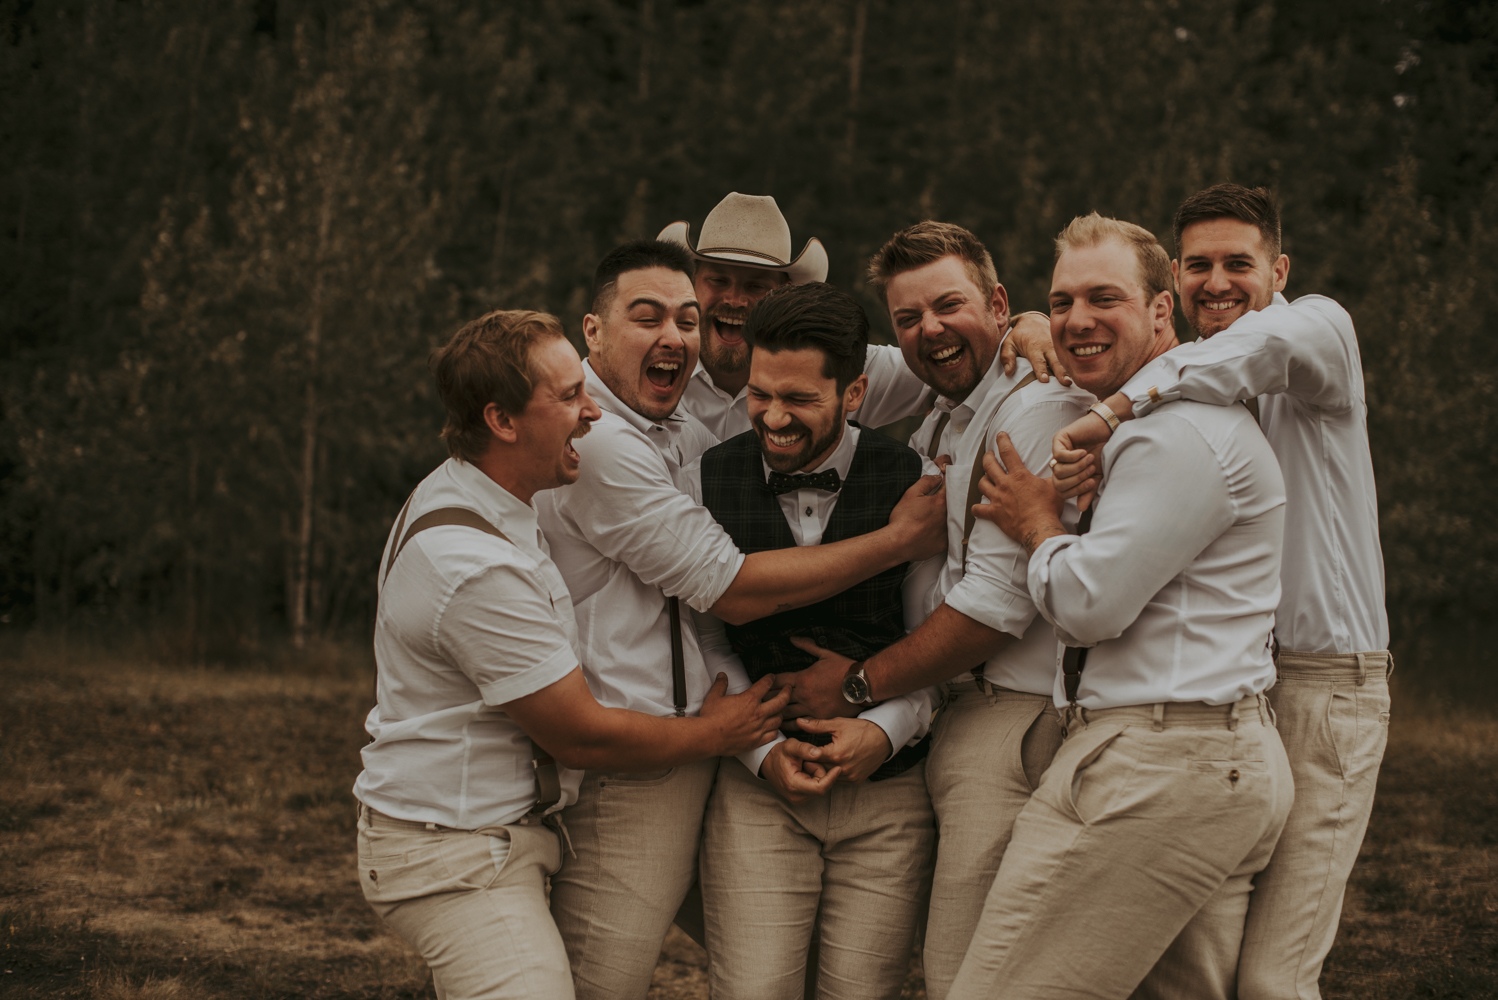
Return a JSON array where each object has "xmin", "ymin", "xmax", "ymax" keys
[{"xmin": 1, "ymin": 645, "xmax": 1493, "ymax": 999}]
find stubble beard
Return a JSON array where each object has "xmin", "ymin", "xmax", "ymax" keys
[{"xmin": 756, "ymin": 414, "xmax": 844, "ymax": 474}]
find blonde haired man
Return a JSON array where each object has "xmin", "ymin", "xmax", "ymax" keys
[
  {"xmin": 1034, "ymin": 185, "xmax": 1391, "ymax": 1000},
  {"xmin": 958, "ymin": 214, "xmax": 1294, "ymax": 999}
]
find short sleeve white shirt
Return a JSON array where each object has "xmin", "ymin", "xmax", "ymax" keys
[
  {"xmin": 353, "ymin": 458, "xmax": 585, "ymax": 830},
  {"xmin": 908, "ymin": 354, "xmax": 1095, "ymax": 694}
]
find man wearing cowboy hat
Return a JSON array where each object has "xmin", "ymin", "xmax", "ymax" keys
[{"xmin": 659, "ymin": 193, "xmax": 1065, "ymax": 444}]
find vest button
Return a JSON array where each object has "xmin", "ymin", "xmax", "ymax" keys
[{"xmin": 805, "ymin": 506, "xmax": 813, "ymax": 517}]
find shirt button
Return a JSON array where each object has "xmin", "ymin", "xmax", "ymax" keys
[{"xmin": 805, "ymin": 506, "xmax": 813, "ymax": 517}]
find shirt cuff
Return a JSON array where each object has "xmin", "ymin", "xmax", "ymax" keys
[
  {"xmin": 685, "ymin": 549, "xmax": 748, "ymax": 614},
  {"xmin": 859, "ymin": 698, "xmax": 919, "ymax": 759},
  {"xmin": 737, "ymin": 733, "xmax": 785, "ymax": 778},
  {"xmin": 475, "ymin": 645, "xmax": 580, "ymax": 705},
  {"xmin": 943, "ymin": 575, "xmax": 1038, "ymax": 639}
]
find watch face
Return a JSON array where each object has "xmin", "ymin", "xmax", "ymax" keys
[{"xmin": 842, "ymin": 672, "xmax": 870, "ymax": 704}]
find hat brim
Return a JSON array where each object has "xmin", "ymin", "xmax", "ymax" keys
[{"xmin": 656, "ymin": 221, "xmax": 829, "ymax": 285}]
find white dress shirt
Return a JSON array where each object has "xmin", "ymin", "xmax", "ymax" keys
[
  {"xmin": 680, "ymin": 343, "xmax": 931, "ymax": 442},
  {"xmin": 684, "ymin": 423, "xmax": 939, "ymax": 776},
  {"xmin": 354, "ymin": 458, "xmax": 585, "ymax": 830},
  {"xmin": 1028, "ymin": 401, "xmax": 1286, "ymax": 709},
  {"xmin": 908, "ymin": 353, "xmax": 1096, "ymax": 694},
  {"xmin": 1120, "ymin": 292, "xmax": 1388, "ymax": 654},
  {"xmin": 533, "ymin": 362, "xmax": 754, "ymax": 721}
]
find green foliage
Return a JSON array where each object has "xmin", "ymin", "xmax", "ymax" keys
[{"xmin": 1, "ymin": 0, "xmax": 1494, "ymax": 653}]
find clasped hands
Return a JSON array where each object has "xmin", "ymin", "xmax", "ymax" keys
[{"xmin": 754, "ymin": 636, "xmax": 891, "ymax": 804}]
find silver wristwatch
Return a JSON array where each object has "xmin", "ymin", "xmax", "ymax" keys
[{"xmin": 841, "ymin": 661, "xmax": 874, "ymax": 705}]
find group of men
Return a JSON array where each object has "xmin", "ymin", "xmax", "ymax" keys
[{"xmin": 352, "ymin": 184, "xmax": 1391, "ymax": 1000}]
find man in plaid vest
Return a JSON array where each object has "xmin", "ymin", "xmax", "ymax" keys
[{"xmin": 685, "ymin": 281, "xmax": 941, "ymax": 1000}]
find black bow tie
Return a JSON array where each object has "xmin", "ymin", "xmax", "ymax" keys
[{"xmin": 767, "ymin": 469, "xmax": 842, "ymax": 496}]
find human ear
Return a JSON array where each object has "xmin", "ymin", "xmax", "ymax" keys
[
  {"xmin": 1272, "ymin": 254, "xmax": 1290, "ymax": 293},
  {"xmin": 1171, "ymin": 258, "xmax": 1181, "ymax": 296},
  {"xmin": 582, "ymin": 313, "xmax": 604, "ymax": 354},
  {"xmin": 843, "ymin": 373, "xmax": 869, "ymax": 414},
  {"xmin": 483, "ymin": 402, "xmax": 520, "ymax": 445},
  {"xmin": 989, "ymin": 282, "xmax": 1011, "ymax": 327}
]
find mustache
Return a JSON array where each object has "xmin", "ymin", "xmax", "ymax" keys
[
  {"xmin": 569, "ymin": 421, "xmax": 592, "ymax": 441},
  {"xmin": 751, "ymin": 415, "xmax": 811, "ymax": 440},
  {"xmin": 706, "ymin": 305, "xmax": 750, "ymax": 324}
]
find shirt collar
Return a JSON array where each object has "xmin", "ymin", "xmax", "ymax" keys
[
  {"xmin": 583, "ymin": 359, "xmax": 688, "ymax": 435},
  {"xmin": 440, "ymin": 457, "xmax": 542, "ymax": 537},
  {"xmin": 690, "ymin": 358, "xmax": 746, "ymax": 403},
  {"xmin": 760, "ymin": 421, "xmax": 862, "ymax": 484}
]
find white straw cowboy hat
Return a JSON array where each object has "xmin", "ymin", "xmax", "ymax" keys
[{"xmin": 657, "ymin": 192, "xmax": 829, "ymax": 284}]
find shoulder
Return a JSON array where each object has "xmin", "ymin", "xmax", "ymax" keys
[
  {"xmin": 704, "ymin": 429, "xmax": 760, "ymax": 462},
  {"xmin": 1015, "ymin": 373, "xmax": 1095, "ymax": 412},
  {"xmin": 857, "ymin": 425, "xmax": 920, "ymax": 459}
]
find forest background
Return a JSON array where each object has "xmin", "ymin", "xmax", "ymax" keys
[{"xmin": 3, "ymin": 0, "xmax": 1496, "ymax": 662}]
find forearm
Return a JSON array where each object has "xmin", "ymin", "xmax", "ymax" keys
[
  {"xmin": 553, "ymin": 706, "xmax": 724, "ymax": 772},
  {"xmin": 865, "ymin": 604, "xmax": 1013, "ymax": 701},
  {"xmin": 712, "ymin": 526, "xmax": 910, "ymax": 625}
]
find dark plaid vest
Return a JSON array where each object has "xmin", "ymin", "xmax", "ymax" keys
[{"xmin": 701, "ymin": 426, "xmax": 929, "ymax": 781}]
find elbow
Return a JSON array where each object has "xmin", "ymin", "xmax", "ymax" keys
[{"xmin": 710, "ymin": 596, "xmax": 756, "ymax": 627}]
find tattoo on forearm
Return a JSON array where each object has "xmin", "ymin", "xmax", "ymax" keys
[
  {"xmin": 774, "ymin": 602, "xmax": 794, "ymax": 613},
  {"xmin": 1021, "ymin": 529, "xmax": 1043, "ymax": 555}
]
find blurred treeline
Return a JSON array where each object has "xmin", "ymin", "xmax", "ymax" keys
[{"xmin": 2, "ymin": 0, "xmax": 1495, "ymax": 659}]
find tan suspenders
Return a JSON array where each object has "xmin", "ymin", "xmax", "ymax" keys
[
  {"xmin": 382, "ymin": 495, "xmax": 561, "ymax": 816},
  {"xmin": 940, "ymin": 371, "xmax": 1039, "ymax": 684}
]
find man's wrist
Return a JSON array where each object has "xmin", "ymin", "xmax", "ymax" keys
[
  {"xmin": 1018, "ymin": 520, "xmax": 1068, "ymax": 557},
  {"xmin": 1104, "ymin": 391, "xmax": 1134, "ymax": 421}
]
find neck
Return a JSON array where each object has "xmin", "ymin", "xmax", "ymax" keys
[
  {"xmin": 710, "ymin": 366, "xmax": 751, "ymax": 398},
  {"xmin": 1100, "ymin": 330, "xmax": 1182, "ymax": 398},
  {"xmin": 473, "ymin": 450, "xmax": 537, "ymax": 506}
]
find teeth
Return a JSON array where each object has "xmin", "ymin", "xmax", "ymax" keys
[
  {"xmin": 1074, "ymin": 345, "xmax": 1109, "ymax": 356},
  {"xmin": 1202, "ymin": 301, "xmax": 1238, "ymax": 311},
  {"xmin": 650, "ymin": 362, "xmax": 680, "ymax": 370},
  {"xmin": 931, "ymin": 345, "xmax": 961, "ymax": 361},
  {"xmin": 717, "ymin": 317, "xmax": 744, "ymax": 326},
  {"xmin": 768, "ymin": 432, "xmax": 802, "ymax": 447}
]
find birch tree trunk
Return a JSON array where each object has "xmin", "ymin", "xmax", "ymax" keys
[{"xmin": 290, "ymin": 189, "xmax": 334, "ymax": 650}]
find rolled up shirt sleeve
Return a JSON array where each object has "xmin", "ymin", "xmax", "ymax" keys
[
  {"xmin": 439, "ymin": 563, "xmax": 582, "ymax": 706},
  {"xmin": 1123, "ymin": 294, "xmax": 1361, "ymax": 417},
  {"xmin": 1027, "ymin": 417, "xmax": 1233, "ymax": 647},
  {"xmin": 945, "ymin": 398, "xmax": 1082, "ymax": 639},
  {"xmin": 567, "ymin": 422, "xmax": 745, "ymax": 613}
]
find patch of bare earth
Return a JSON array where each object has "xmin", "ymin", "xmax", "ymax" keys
[{"xmin": 1, "ymin": 655, "xmax": 1491, "ymax": 999}]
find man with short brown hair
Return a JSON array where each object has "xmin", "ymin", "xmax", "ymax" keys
[
  {"xmin": 776, "ymin": 221, "xmax": 1093, "ymax": 999},
  {"xmin": 534, "ymin": 241, "xmax": 946, "ymax": 1000},
  {"xmin": 353, "ymin": 309, "xmax": 787, "ymax": 1000}
]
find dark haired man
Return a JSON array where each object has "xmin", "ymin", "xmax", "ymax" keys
[
  {"xmin": 659, "ymin": 192, "xmax": 1063, "ymax": 442},
  {"xmin": 353, "ymin": 310, "xmax": 787, "ymax": 1000},
  {"xmin": 953, "ymin": 213, "xmax": 1293, "ymax": 999},
  {"xmin": 533, "ymin": 241, "xmax": 946, "ymax": 1000},
  {"xmin": 771, "ymin": 222, "xmax": 1094, "ymax": 999},
  {"xmin": 682, "ymin": 282, "xmax": 941, "ymax": 1000},
  {"xmin": 1030, "ymin": 184, "xmax": 1390, "ymax": 1000}
]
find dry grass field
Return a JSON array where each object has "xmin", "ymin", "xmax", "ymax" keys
[{"xmin": 1, "ymin": 638, "xmax": 1493, "ymax": 1000}]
